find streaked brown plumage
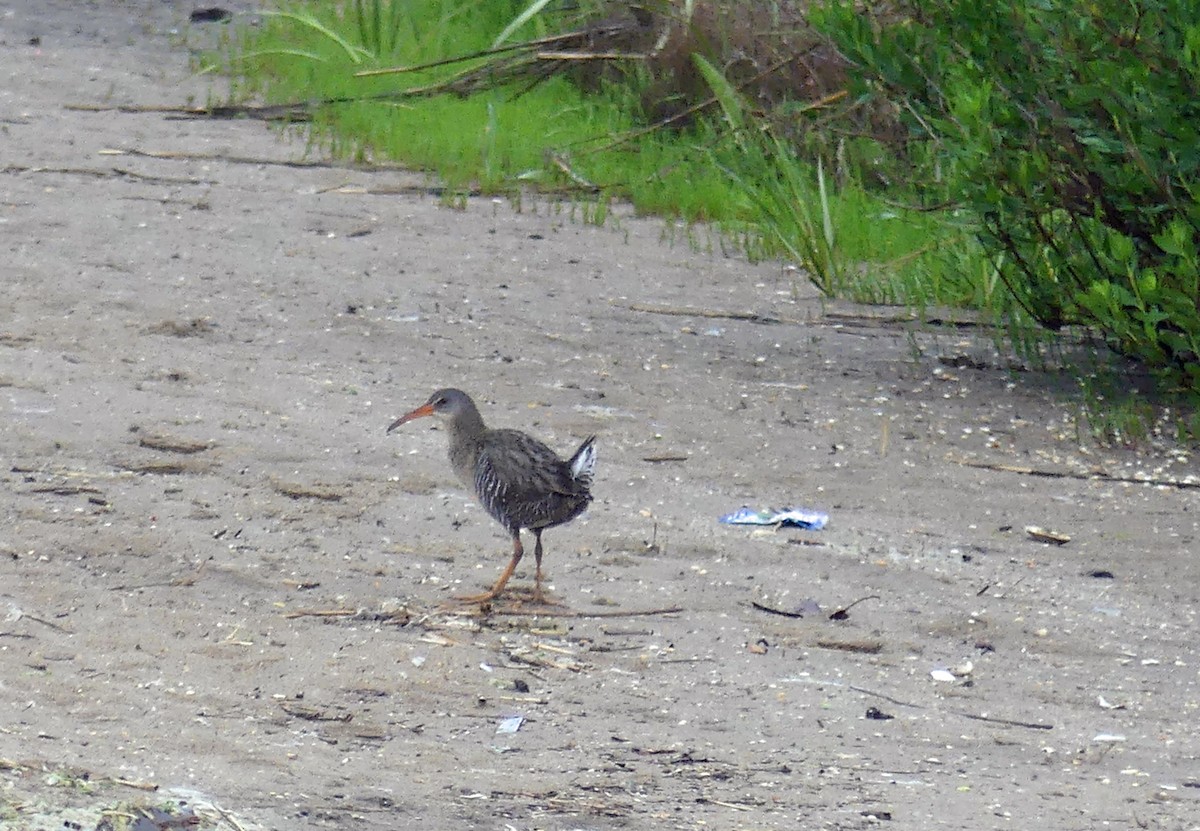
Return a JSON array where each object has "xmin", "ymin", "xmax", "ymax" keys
[{"xmin": 387, "ymin": 388, "xmax": 596, "ymax": 603}]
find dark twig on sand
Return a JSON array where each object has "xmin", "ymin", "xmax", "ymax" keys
[
  {"xmin": 849, "ymin": 685, "xmax": 925, "ymax": 709},
  {"xmin": 953, "ymin": 711, "xmax": 1054, "ymax": 730},
  {"xmin": 279, "ymin": 701, "xmax": 353, "ymax": 722},
  {"xmin": 814, "ymin": 639, "xmax": 884, "ymax": 654},
  {"xmin": 847, "ymin": 684, "xmax": 1054, "ymax": 730},
  {"xmin": 621, "ymin": 301, "xmax": 789, "ymax": 324},
  {"xmin": 949, "ymin": 454, "xmax": 1200, "ymax": 491},
  {"xmin": 25, "ymin": 614, "xmax": 71, "ymax": 633},
  {"xmin": 829, "ymin": 594, "xmax": 881, "ymax": 620},
  {"xmin": 750, "ymin": 600, "xmax": 807, "ymax": 619},
  {"xmin": 488, "ymin": 605, "xmax": 683, "ymax": 619}
]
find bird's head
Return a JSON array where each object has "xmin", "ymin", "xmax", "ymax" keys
[{"xmin": 387, "ymin": 388, "xmax": 475, "ymax": 433}]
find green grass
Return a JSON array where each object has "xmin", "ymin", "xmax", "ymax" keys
[
  {"xmin": 693, "ymin": 54, "xmax": 1003, "ymax": 315},
  {"xmin": 207, "ymin": 1, "xmax": 1200, "ymax": 442},
  {"xmin": 721, "ymin": 142, "xmax": 994, "ymax": 307},
  {"xmin": 213, "ymin": 0, "xmax": 1000, "ymax": 313}
]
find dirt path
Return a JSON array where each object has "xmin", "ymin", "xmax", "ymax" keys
[{"xmin": 2, "ymin": 3, "xmax": 1199, "ymax": 829}]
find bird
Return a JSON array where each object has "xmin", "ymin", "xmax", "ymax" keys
[{"xmin": 387, "ymin": 388, "xmax": 596, "ymax": 603}]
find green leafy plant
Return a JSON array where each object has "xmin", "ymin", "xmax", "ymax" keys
[
  {"xmin": 694, "ymin": 53, "xmax": 995, "ymax": 308},
  {"xmin": 816, "ymin": 0, "xmax": 1200, "ymax": 398}
]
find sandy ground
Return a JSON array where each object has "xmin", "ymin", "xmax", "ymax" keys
[{"xmin": 3, "ymin": 3, "xmax": 1200, "ymax": 830}]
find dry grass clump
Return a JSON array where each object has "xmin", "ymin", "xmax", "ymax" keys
[{"xmin": 494, "ymin": 1, "xmax": 902, "ymax": 158}]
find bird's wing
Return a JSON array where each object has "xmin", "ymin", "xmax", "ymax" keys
[{"xmin": 479, "ymin": 430, "xmax": 585, "ymax": 500}]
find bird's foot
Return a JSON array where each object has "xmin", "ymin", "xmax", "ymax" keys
[
  {"xmin": 529, "ymin": 587, "xmax": 566, "ymax": 607},
  {"xmin": 452, "ymin": 589, "xmax": 501, "ymax": 604},
  {"xmin": 445, "ymin": 585, "xmax": 564, "ymax": 609}
]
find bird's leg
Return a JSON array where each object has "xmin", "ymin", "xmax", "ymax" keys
[
  {"xmin": 531, "ymin": 530, "xmax": 564, "ymax": 606},
  {"xmin": 456, "ymin": 532, "xmax": 523, "ymax": 603}
]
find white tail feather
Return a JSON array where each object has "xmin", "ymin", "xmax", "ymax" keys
[{"xmin": 569, "ymin": 437, "xmax": 597, "ymax": 487}]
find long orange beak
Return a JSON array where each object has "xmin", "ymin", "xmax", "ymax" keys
[{"xmin": 386, "ymin": 402, "xmax": 436, "ymax": 433}]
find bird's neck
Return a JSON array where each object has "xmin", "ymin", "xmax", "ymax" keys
[
  {"xmin": 446, "ymin": 406, "xmax": 487, "ymax": 484},
  {"xmin": 449, "ymin": 405, "xmax": 487, "ymax": 440}
]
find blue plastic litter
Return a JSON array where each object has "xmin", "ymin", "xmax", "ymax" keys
[
  {"xmin": 719, "ymin": 506, "xmax": 828, "ymax": 530},
  {"xmin": 496, "ymin": 715, "xmax": 524, "ymax": 734}
]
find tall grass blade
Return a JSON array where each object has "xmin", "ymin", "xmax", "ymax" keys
[
  {"xmin": 228, "ymin": 47, "xmax": 328, "ymax": 64},
  {"xmin": 493, "ymin": 0, "xmax": 556, "ymax": 48},
  {"xmin": 817, "ymin": 158, "xmax": 834, "ymax": 252},
  {"xmin": 691, "ymin": 54, "xmax": 744, "ymax": 133},
  {"xmin": 261, "ymin": 9, "xmax": 372, "ymax": 64}
]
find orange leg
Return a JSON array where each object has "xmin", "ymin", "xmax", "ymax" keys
[{"xmin": 456, "ymin": 533, "xmax": 523, "ymax": 603}]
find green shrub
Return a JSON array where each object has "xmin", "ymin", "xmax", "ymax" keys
[{"xmin": 816, "ymin": 0, "xmax": 1200, "ymax": 396}]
